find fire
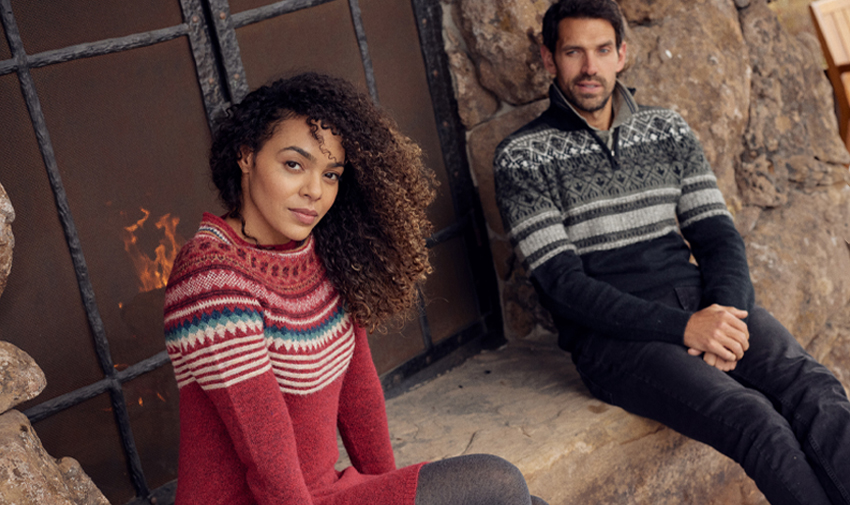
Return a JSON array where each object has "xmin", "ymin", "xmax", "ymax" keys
[{"xmin": 122, "ymin": 208, "xmax": 184, "ymax": 292}]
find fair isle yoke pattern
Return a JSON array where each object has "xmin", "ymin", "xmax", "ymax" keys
[
  {"xmin": 494, "ymin": 106, "xmax": 730, "ymax": 272},
  {"xmin": 164, "ymin": 216, "xmax": 355, "ymax": 395}
]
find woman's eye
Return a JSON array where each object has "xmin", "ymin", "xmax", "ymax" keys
[
  {"xmin": 324, "ymin": 172, "xmax": 341, "ymax": 182},
  {"xmin": 285, "ymin": 161, "xmax": 302, "ymax": 171}
]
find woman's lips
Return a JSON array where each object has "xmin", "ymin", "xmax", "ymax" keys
[{"xmin": 290, "ymin": 208, "xmax": 318, "ymax": 225}]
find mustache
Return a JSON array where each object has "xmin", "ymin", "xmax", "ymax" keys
[{"xmin": 572, "ymin": 74, "xmax": 606, "ymax": 86}]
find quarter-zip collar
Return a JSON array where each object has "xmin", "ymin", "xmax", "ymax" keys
[{"xmin": 546, "ymin": 80, "xmax": 638, "ymax": 170}]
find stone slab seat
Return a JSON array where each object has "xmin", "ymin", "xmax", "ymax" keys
[{"xmin": 343, "ymin": 339, "xmax": 769, "ymax": 505}]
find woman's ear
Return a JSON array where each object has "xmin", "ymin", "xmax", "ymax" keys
[{"xmin": 237, "ymin": 146, "xmax": 254, "ymax": 174}]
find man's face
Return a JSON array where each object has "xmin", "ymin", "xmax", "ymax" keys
[{"xmin": 541, "ymin": 17, "xmax": 626, "ymax": 126}]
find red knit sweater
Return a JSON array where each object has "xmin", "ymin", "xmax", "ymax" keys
[{"xmin": 164, "ymin": 213, "xmax": 424, "ymax": 505}]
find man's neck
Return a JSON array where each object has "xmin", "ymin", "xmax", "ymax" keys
[
  {"xmin": 554, "ymin": 82, "xmax": 624, "ymax": 132},
  {"xmin": 580, "ymin": 99, "xmax": 614, "ymax": 130}
]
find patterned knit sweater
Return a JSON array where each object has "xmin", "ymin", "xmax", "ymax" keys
[
  {"xmin": 494, "ymin": 84, "xmax": 754, "ymax": 350},
  {"xmin": 164, "ymin": 213, "xmax": 423, "ymax": 505}
]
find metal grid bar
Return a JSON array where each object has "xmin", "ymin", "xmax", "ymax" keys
[
  {"xmin": 347, "ymin": 0, "xmax": 379, "ymax": 103},
  {"xmin": 0, "ymin": 25, "xmax": 189, "ymax": 77},
  {"xmin": 208, "ymin": 0, "xmax": 249, "ymax": 101},
  {"xmin": 231, "ymin": 0, "xmax": 335, "ymax": 28},
  {"xmin": 179, "ymin": 0, "xmax": 230, "ymax": 123},
  {"xmin": 24, "ymin": 351, "xmax": 170, "ymax": 423},
  {"xmin": 0, "ymin": 0, "xmax": 150, "ymax": 498}
]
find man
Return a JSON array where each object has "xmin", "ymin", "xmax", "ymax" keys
[{"xmin": 493, "ymin": 1, "xmax": 850, "ymax": 504}]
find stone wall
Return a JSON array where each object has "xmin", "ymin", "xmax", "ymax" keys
[
  {"xmin": 443, "ymin": 0, "xmax": 850, "ymax": 388},
  {"xmin": 0, "ymin": 183, "xmax": 110, "ymax": 505}
]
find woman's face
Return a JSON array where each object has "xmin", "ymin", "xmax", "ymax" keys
[{"xmin": 236, "ymin": 117, "xmax": 345, "ymax": 245}]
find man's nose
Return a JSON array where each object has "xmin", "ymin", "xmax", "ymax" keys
[{"xmin": 583, "ymin": 54, "xmax": 598, "ymax": 76}]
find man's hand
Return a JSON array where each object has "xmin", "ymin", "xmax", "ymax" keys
[
  {"xmin": 683, "ymin": 304, "xmax": 749, "ymax": 362},
  {"xmin": 687, "ymin": 348, "xmax": 737, "ymax": 371}
]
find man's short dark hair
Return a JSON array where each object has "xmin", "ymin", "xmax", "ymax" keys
[{"xmin": 542, "ymin": 0, "xmax": 625, "ymax": 53}]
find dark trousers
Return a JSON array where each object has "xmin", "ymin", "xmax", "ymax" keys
[{"xmin": 572, "ymin": 287, "xmax": 850, "ymax": 505}]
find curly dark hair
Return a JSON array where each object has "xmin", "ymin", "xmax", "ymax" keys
[{"xmin": 209, "ymin": 72, "xmax": 437, "ymax": 330}]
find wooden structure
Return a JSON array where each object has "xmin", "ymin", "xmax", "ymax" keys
[{"xmin": 811, "ymin": 0, "xmax": 850, "ymax": 150}]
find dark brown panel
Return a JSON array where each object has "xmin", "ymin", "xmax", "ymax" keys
[
  {"xmin": 123, "ymin": 365, "xmax": 180, "ymax": 492},
  {"xmin": 30, "ymin": 38, "xmax": 216, "ymax": 367},
  {"xmin": 32, "ymin": 393, "xmax": 135, "ymax": 504},
  {"xmin": 229, "ymin": 0, "xmax": 280, "ymax": 14},
  {"xmin": 11, "ymin": 0, "xmax": 183, "ymax": 55},
  {"xmin": 368, "ymin": 308, "xmax": 425, "ymax": 376},
  {"xmin": 359, "ymin": 0, "xmax": 456, "ymax": 230},
  {"xmin": 235, "ymin": 0, "xmax": 367, "ymax": 91},
  {"xmin": 0, "ymin": 22, "xmax": 10, "ymax": 61},
  {"xmin": 0, "ymin": 74, "xmax": 104, "ymax": 403},
  {"xmin": 422, "ymin": 237, "xmax": 479, "ymax": 343}
]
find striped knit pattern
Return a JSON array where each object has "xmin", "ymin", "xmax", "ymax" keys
[
  {"xmin": 164, "ymin": 215, "xmax": 355, "ymax": 395},
  {"xmin": 495, "ymin": 106, "xmax": 729, "ymax": 272}
]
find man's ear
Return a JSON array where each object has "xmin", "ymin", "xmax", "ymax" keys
[
  {"xmin": 237, "ymin": 146, "xmax": 254, "ymax": 174},
  {"xmin": 616, "ymin": 41, "xmax": 627, "ymax": 73},
  {"xmin": 540, "ymin": 45, "xmax": 558, "ymax": 77}
]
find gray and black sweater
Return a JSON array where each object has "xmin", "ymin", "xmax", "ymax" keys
[{"xmin": 494, "ymin": 83, "xmax": 755, "ymax": 351}]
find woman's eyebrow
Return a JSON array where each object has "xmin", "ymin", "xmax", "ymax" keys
[{"xmin": 282, "ymin": 145, "xmax": 345, "ymax": 168}]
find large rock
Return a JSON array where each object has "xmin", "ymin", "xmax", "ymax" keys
[
  {"xmin": 619, "ymin": 0, "xmax": 750, "ymax": 205},
  {"xmin": 452, "ymin": 0, "xmax": 554, "ymax": 105},
  {"xmin": 746, "ymin": 188, "xmax": 850, "ymax": 347},
  {"xmin": 0, "ymin": 341, "xmax": 46, "ymax": 415},
  {"xmin": 0, "ymin": 182, "xmax": 14, "ymax": 300},
  {"xmin": 443, "ymin": 24, "xmax": 500, "ymax": 129},
  {"xmin": 343, "ymin": 341, "xmax": 766, "ymax": 505},
  {"xmin": 0, "ymin": 410, "xmax": 109, "ymax": 505}
]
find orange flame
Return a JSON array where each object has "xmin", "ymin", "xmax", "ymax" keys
[{"xmin": 122, "ymin": 208, "xmax": 184, "ymax": 292}]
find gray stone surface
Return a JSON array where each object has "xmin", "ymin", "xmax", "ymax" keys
[
  {"xmin": 0, "ymin": 341, "xmax": 46, "ymax": 415},
  {"xmin": 341, "ymin": 341, "xmax": 767, "ymax": 504},
  {"xmin": 0, "ymin": 410, "xmax": 110, "ymax": 505}
]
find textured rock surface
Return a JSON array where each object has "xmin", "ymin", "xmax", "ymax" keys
[
  {"xmin": 0, "ymin": 341, "xmax": 46, "ymax": 415},
  {"xmin": 452, "ymin": 0, "xmax": 553, "ymax": 105},
  {"xmin": 341, "ymin": 341, "xmax": 767, "ymax": 504},
  {"xmin": 449, "ymin": 0, "xmax": 850, "ymax": 373},
  {"xmin": 0, "ymin": 182, "xmax": 14, "ymax": 300},
  {"xmin": 56, "ymin": 458, "xmax": 110, "ymax": 505},
  {"xmin": 0, "ymin": 410, "xmax": 109, "ymax": 505},
  {"xmin": 619, "ymin": 0, "xmax": 751, "ymax": 204}
]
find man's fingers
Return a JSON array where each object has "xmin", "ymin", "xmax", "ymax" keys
[
  {"xmin": 687, "ymin": 348, "xmax": 702, "ymax": 356},
  {"xmin": 718, "ymin": 304, "xmax": 749, "ymax": 320},
  {"xmin": 703, "ymin": 352, "xmax": 717, "ymax": 367}
]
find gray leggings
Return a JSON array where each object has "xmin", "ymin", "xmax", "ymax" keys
[{"xmin": 415, "ymin": 454, "xmax": 548, "ymax": 505}]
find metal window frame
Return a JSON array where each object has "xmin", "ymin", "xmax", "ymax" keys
[{"xmin": 0, "ymin": 0, "xmax": 502, "ymax": 502}]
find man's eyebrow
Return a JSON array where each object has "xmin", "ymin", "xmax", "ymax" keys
[{"xmin": 281, "ymin": 146, "xmax": 344, "ymax": 168}]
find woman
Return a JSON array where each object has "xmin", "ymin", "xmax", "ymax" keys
[{"xmin": 164, "ymin": 73, "xmax": 547, "ymax": 505}]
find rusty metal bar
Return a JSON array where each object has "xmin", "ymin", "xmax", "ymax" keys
[
  {"xmin": 231, "ymin": 0, "xmax": 335, "ymax": 28},
  {"xmin": 347, "ymin": 0, "xmax": 379, "ymax": 103},
  {"xmin": 207, "ymin": 0, "xmax": 249, "ymax": 102},
  {"xmin": 24, "ymin": 351, "xmax": 170, "ymax": 423},
  {"xmin": 179, "ymin": 0, "xmax": 230, "ymax": 123},
  {"xmin": 0, "ymin": 57, "xmax": 14, "ymax": 75},
  {"xmin": 28, "ymin": 25, "xmax": 190, "ymax": 68}
]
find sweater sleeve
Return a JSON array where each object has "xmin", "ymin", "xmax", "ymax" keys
[
  {"xmin": 674, "ymin": 121, "xmax": 754, "ymax": 314},
  {"xmin": 165, "ymin": 262, "xmax": 314, "ymax": 505},
  {"xmin": 337, "ymin": 325, "xmax": 397, "ymax": 475},
  {"xmin": 494, "ymin": 137, "xmax": 692, "ymax": 344}
]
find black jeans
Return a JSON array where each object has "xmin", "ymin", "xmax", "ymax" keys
[{"xmin": 572, "ymin": 287, "xmax": 850, "ymax": 505}]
